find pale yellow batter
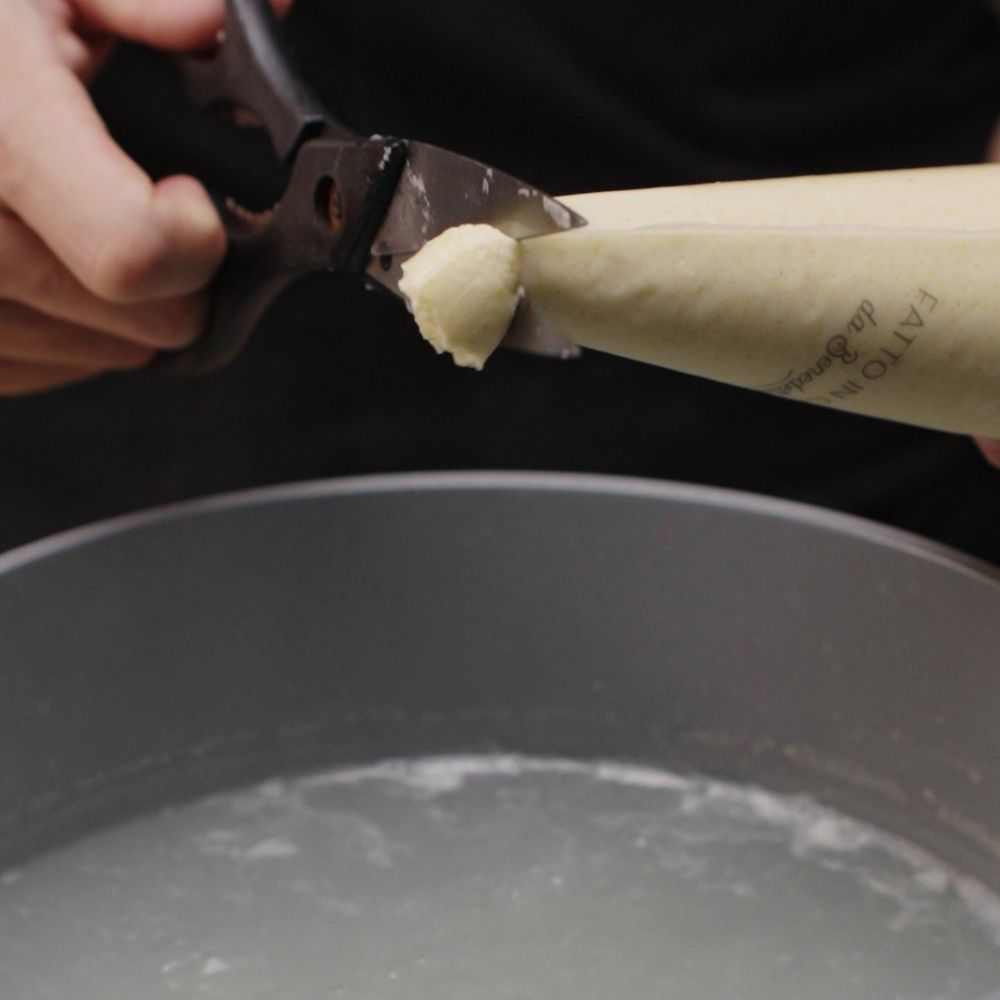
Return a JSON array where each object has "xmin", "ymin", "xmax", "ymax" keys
[{"xmin": 398, "ymin": 224, "xmax": 522, "ymax": 370}]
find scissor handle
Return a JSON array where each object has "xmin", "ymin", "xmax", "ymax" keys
[
  {"xmin": 154, "ymin": 0, "xmax": 407, "ymax": 376},
  {"xmin": 156, "ymin": 136, "xmax": 407, "ymax": 376},
  {"xmin": 176, "ymin": 0, "xmax": 354, "ymax": 161}
]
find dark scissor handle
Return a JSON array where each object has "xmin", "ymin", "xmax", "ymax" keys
[
  {"xmin": 155, "ymin": 0, "xmax": 406, "ymax": 376},
  {"xmin": 175, "ymin": 0, "xmax": 331, "ymax": 160}
]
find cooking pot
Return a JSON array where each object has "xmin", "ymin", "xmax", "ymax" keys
[{"xmin": 0, "ymin": 472, "xmax": 998, "ymax": 989}]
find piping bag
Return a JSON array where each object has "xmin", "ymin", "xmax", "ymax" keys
[{"xmin": 410, "ymin": 164, "xmax": 1000, "ymax": 438}]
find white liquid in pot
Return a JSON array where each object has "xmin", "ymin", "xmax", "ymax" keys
[{"xmin": 1, "ymin": 755, "xmax": 999, "ymax": 998}]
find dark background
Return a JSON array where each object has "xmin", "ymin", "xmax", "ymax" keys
[{"xmin": 2, "ymin": 0, "xmax": 1000, "ymax": 557}]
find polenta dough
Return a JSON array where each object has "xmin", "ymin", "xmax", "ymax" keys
[
  {"xmin": 401, "ymin": 165, "xmax": 1000, "ymax": 437},
  {"xmin": 398, "ymin": 224, "xmax": 522, "ymax": 370}
]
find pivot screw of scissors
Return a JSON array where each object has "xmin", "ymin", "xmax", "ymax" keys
[{"xmin": 315, "ymin": 177, "xmax": 343, "ymax": 234}]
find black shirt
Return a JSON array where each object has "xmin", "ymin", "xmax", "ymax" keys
[{"xmin": 2, "ymin": 0, "xmax": 1000, "ymax": 557}]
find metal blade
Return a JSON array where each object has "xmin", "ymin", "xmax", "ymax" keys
[
  {"xmin": 370, "ymin": 141, "xmax": 587, "ymax": 257},
  {"xmin": 502, "ymin": 298, "xmax": 581, "ymax": 360}
]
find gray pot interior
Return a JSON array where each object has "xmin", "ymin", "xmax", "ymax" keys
[{"xmin": 0, "ymin": 472, "xmax": 998, "ymax": 891}]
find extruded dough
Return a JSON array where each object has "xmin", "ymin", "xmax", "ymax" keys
[{"xmin": 398, "ymin": 224, "xmax": 522, "ymax": 370}]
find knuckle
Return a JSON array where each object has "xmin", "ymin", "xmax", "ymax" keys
[
  {"xmin": 0, "ymin": 214, "xmax": 45, "ymax": 300},
  {"xmin": 22, "ymin": 246, "xmax": 68, "ymax": 304},
  {"xmin": 88, "ymin": 228, "xmax": 165, "ymax": 303}
]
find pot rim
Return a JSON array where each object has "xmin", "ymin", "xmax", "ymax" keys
[{"xmin": 2, "ymin": 470, "xmax": 998, "ymax": 589}]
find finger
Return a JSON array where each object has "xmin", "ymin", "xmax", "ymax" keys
[
  {"xmin": 73, "ymin": 0, "xmax": 296, "ymax": 51},
  {"xmin": 0, "ymin": 360, "xmax": 101, "ymax": 396},
  {"xmin": 0, "ymin": 57, "xmax": 225, "ymax": 302},
  {"xmin": 974, "ymin": 437, "xmax": 1000, "ymax": 469},
  {"xmin": 0, "ymin": 211, "xmax": 207, "ymax": 350},
  {"xmin": 0, "ymin": 302, "xmax": 154, "ymax": 369}
]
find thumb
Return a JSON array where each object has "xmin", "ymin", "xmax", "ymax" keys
[{"xmin": 73, "ymin": 0, "xmax": 295, "ymax": 52}]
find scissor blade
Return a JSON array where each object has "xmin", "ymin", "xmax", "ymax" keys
[
  {"xmin": 366, "ymin": 141, "xmax": 586, "ymax": 360},
  {"xmin": 370, "ymin": 141, "xmax": 587, "ymax": 258},
  {"xmin": 502, "ymin": 298, "xmax": 582, "ymax": 360}
]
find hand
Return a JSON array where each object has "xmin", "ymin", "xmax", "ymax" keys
[
  {"xmin": 975, "ymin": 116, "xmax": 1000, "ymax": 467},
  {"xmin": 0, "ymin": 0, "xmax": 241, "ymax": 395}
]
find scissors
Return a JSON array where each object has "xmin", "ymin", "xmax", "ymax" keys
[{"xmin": 156, "ymin": 0, "xmax": 588, "ymax": 375}]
